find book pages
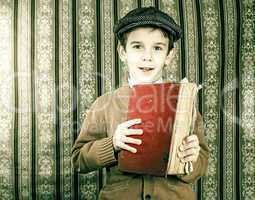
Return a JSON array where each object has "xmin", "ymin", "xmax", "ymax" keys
[{"xmin": 166, "ymin": 80, "xmax": 200, "ymax": 175}]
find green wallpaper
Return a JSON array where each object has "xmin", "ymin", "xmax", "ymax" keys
[{"xmin": 0, "ymin": 0, "xmax": 254, "ymax": 199}]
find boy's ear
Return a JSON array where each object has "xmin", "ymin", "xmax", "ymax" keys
[
  {"xmin": 164, "ymin": 48, "xmax": 176, "ymax": 66},
  {"xmin": 117, "ymin": 43, "xmax": 127, "ymax": 63}
]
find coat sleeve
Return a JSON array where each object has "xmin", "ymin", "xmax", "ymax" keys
[
  {"xmin": 177, "ymin": 112, "xmax": 209, "ymax": 183},
  {"xmin": 71, "ymin": 96, "xmax": 117, "ymax": 173}
]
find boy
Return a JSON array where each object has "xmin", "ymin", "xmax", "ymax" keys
[{"xmin": 72, "ymin": 7, "xmax": 209, "ymax": 200}]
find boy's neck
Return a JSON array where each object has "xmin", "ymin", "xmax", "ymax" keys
[{"xmin": 128, "ymin": 76, "xmax": 163, "ymax": 88}]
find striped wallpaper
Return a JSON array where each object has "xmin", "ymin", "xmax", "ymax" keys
[{"xmin": 0, "ymin": 0, "xmax": 254, "ymax": 199}]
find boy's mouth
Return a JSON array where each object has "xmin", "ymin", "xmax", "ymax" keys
[{"xmin": 138, "ymin": 67, "xmax": 154, "ymax": 72}]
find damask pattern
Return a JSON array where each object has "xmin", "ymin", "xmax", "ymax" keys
[
  {"xmin": 102, "ymin": 0, "xmax": 114, "ymax": 93},
  {"xmin": 184, "ymin": 0, "xmax": 198, "ymax": 82},
  {"xmin": 200, "ymin": 1, "xmax": 220, "ymax": 199},
  {"xmin": 119, "ymin": 0, "xmax": 137, "ymax": 18},
  {"xmin": 78, "ymin": 0, "xmax": 97, "ymax": 119},
  {"xmin": 0, "ymin": 0, "xmax": 15, "ymax": 199},
  {"xmin": 240, "ymin": 0, "xmax": 255, "ymax": 199},
  {"xmin": 223, "ymin": 0, "xmax": 236, "ymax": 199},
  {"xmin": 59, "ymin": 0, "xmax": 73, "ymax": 199},
  {"xmin": 159, "ymin": 0, "xmax": 181, "ymax": 82},
  {"xmin": 141, "ymin": 0, "xmax": 154, "ymax": 7},
  {"xmin": 35, "ymin": 0, "xmax": 56, "ymax": 198},
  {"xmin": 0, "ymin": 1, "xmax": 255, "ymax": 199},
  {"xmin": 77, "ymin": 0, "xmax": 98, "ymax": 199},
  {"xmin": 18, "ymin": 0, "xmax": 32, "ymax": 199}
]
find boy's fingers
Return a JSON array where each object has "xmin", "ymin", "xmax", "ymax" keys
[
  {"xmin": 126, "ymin": 128, "xmax": 143, "ymax": 135},
  {"xmin": 178, "ymin": 146, "xmax": 200, "ymax": 164},
  {"xmin": 179, "ymin": 141, "xmax": 200, "ymax": 151},
  {"xmin": 180, "ymin": 155, "xmax": 197, "ymax": 163},
  {"xmin": 121, "ymin": 118, "xmax": 142, "ymax": 128},
  {"xmin": 122, "ymin": 136, "xmax": 142, "ymax": 145},
  {"xmin": 183, "ymin": 135, "xmax": 198, "ymax": 144},
  {"xmin": 118, "ymin": 142, "xmax": 137, "ymax": 153},
  {"xmin": 178, "ymin": 148, "xmax": 199, "ymax": 158}
]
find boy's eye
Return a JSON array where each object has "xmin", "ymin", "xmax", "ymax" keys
[
  {"xmin": 133, "ymin": 45, "xmax": 142, "ymax": 49},
  {"xmin": 154, "ymin": 46, "xmax": 163, "ymax": 51}
]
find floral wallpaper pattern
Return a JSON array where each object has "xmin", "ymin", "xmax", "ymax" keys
[{"xmin": 0, "ymin": 0, "xmax": 254, "ymax": 199}]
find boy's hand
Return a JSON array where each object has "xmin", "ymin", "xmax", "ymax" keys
[
  {"xmin": 113, "ymin": 118, "xmax": 143, "ymax": 153},
  {"xmin": 177, "ymin": 135, "xmax": 200, "ymax": 163}
]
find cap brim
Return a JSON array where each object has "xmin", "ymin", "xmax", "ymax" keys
[{"xmin": 116, "ymin": 21, "xmax": 182, "ymax": 42}]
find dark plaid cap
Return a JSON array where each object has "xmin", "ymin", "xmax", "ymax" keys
[{"xmin": 114, "ymin": 6, "xmax": 182, "ymax": 42}]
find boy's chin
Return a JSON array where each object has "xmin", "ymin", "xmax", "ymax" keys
[
  {"xmin": 135, "ymin": 77, "xmax": 158, "ymax": 84},
  {"xmin": 130, "ymin": 72, "xmax": 162, "ymax": 85}
]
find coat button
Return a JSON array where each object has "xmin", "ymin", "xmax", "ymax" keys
[{"xmin": 145, "ymin": 194, "xmax": 151, "ymax": 200}]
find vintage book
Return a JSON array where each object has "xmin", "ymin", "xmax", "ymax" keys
[{"xmin": 118, "ymin": 79, "xmax": 200, "ymax": 177}]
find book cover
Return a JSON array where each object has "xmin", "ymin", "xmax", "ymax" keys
[{"xmin": 118, "ymin": 83, "xmax": 180, "ymax": 176}]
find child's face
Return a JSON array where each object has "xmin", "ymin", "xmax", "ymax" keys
[{"xmin": 118, "ymin": 27, "xmax": 174, "ymax": 84}]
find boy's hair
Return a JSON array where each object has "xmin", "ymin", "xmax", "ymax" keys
[
  {"xmin": 114, "ymin": 6, "xmax": 182, "ymax": 52},
  {"xmin": 118, "ymin": 25, "xmax": 174, "ymax": 54}
]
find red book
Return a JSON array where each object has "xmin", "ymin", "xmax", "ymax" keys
[{"xmin": 118, "ymin": 83, "xmax": 180, "ymax": 176}]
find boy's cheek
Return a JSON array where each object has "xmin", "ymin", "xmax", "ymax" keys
[{"xmin": 127, "ymin": 54, "xmax": 140, "ymax": 62}]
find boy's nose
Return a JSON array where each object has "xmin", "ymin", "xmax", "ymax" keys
[{"xmin": 142, "ymin": 50, "xmax": 152, "ymax": 61}]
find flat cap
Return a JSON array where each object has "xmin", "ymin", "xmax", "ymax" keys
[{"xmin": 114, "ymin": 6, "xmax": 182, "ymax": 42}]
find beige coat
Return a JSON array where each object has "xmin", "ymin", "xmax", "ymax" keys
[{"xmin": 72, "ymin": 85, "xmax": 209, "ymax": 200}]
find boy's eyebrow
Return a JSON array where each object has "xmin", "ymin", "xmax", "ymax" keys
[
  {"xmin": 154, "ymin": 42, "xmax": 167, "ymax": 46},
  {"xmin": 129, "ymin": 41, "xmax": 167, "ymax": 46},
  {"xmin": 130, "ymin": 41, "xmax": 142, "ymax": 44}
]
